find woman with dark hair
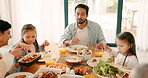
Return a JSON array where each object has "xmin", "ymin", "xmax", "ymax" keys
[{"xmin": 0, "ymin": 20, "xmax": 22, "ymax": 78}]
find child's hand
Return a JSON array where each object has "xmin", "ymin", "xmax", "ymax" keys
[
  {"xmin": 105, "ymin": 46, "xmax": 112, "ymax": 52},
  {"xmin": 42, "ymin": 40, "xmax": 50, "ymax": 49},
  {"xmin": 116, "ymin": 73, "xmax": 129, "ymax": 78},
  {"xmin": 116, "ymin": 74, "xmax": 123, "ymax": 78},
  {"xmin": 96, "ymin": 42, "xmax": 105, "ymax": 49},
  {"xmin": 18, "ymin": 43, "xmax": 30, "ymax": 53},
  {"xmin": 122, "ymin": 66, "xmax": 129, "ymax": 70},
  {"xmin": 96, "ymin": 42, "xmax": 112, "ymax": 52}
]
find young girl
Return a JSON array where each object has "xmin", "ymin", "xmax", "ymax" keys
[
  {"xmin": 12, "ymin": 24, "xmax": 49, "ymax": 72},
  {"xmin": 103, "ymin": 32, "xmax": 138, "ymax": 69}
]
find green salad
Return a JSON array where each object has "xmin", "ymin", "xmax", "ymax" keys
[{"xmin": 94, "ymin": 59, "xmax": 125, "ymax": 77}]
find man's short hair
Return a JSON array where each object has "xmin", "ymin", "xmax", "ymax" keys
[
  {"xmin": 0, "ymin": 20, "xmax": 11, "ymax": 34},
  {"xmin": 75, "ymin": 4, "xmax": 89, "ymax": 15}
]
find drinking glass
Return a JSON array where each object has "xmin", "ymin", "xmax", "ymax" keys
[{"xmin": 94, "ymin": 48, "xmax": 103, "ymax": 57}]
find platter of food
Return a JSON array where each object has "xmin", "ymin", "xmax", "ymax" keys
[
  {"xmin": 46, "ymin": 63, "xmax": 68, "ymax": 72},
  {"xmin": 66, "ymin": 45, "xmax": 88, "ymax": 52},
  {"xmin": 33, "ymin": 67, "xmax": 62, "ymax": 78},
  {"xmin": 18, "ymin": 52, "xmax": 41, "ymax": 66},
  {"xmin": 70, "ymin": 64, "xmax": 92, "ymax": 75},
  {"xmin": 5, "ymin": 72, "xmax": 33, "ymax": 78}
]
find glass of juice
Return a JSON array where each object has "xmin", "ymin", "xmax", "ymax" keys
[
  {"xmin": 59, "ymin": 48, "xmax": 67, "ymax": 55},
  {"xmin": 45, "ymin": 58, "xmax": 54, "ymax": 65},
  {"xmin": 84, "ymin": 75, "xmax": 95, "ymax": 78},
  {"xmin": 94, "ymin": 49, "xmax": 103, "ymax": 57}
]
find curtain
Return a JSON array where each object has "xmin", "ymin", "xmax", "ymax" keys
[
  {"xmin": 0, "ymin": 0, "xmax": 11, "ymax": 22},
  {"xmin": 0, "ymin": 0, "xmax": 64, "ymax": 45},
  {"xmin": 136, "ymin": 0, "xmax": 148, "ymax": 51}
]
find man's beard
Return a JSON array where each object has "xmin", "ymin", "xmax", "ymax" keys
[{"xmin": 77, "ymin": 19, "xmax": 86, "ymax": 24}]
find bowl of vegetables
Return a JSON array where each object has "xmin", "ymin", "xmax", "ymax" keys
[{"xmin": 93, "ymin": 59, "xmax": 126, "ymax": 78}]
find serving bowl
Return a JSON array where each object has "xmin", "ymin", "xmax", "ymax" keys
[
  {"xmin": 77, "ymin": 49, "xmax": 92, "ymax": 61},
  {"xmin": 18, "ymin": 52, "xmax": 41, "ymax": 66}
]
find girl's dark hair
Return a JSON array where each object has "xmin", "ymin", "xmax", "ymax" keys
[
  {"xmin": 21, "ymin": 24, "xmax": 39, "ymax": 52},
  {"xmin": 116, "ymin": 32, "xmax": 137, "ymax": 57},
  {"xmin": 75, "ymin": 4, "xmax": 89, "ymax": 15},
  {"xmin": 0, "ymin": 20, "xmax": 11, "ymax": 34}
]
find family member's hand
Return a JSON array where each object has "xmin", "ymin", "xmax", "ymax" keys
[
  {"xmin": 69, "ymin": 37, "xmax": 80, "ymax": 44},
  {"xmin": 116, "ymin": 74, "xmax": 123, "ymax": 78},
  {"xmin": 116, "ymin": 73, "xmax": 129, "ymax": 78},
  {"xmin": 42, "ymin": 40, "xmax": 50, "ymax": 48},
  {"xmin": 18, "ymin": 43, "xmax": 30, "ymax": 53},
  {"xmin": 10, "ymin": 48, "xmax": 22, "ymax": 58},
  {"xmin": 96, "ymin": 42, "xmax": 106, "ymax": 49},
  {"xmin": 96, "ymin": 42, "xmax": 112, "ymax": 52}
]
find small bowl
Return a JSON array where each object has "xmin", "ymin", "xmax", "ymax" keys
[
  {"xmin": 77, "ymin": 50, "xmax": 92, "ymax": 61},
  {"xmin": 65, "ymin": 55, "xmax": 83, "ymax": 66}
]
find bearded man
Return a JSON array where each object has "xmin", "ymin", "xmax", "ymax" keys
[{"xmin": 60, "ymin": 4, "xmax": 106, "ymax": 47}]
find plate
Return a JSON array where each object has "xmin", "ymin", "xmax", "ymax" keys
[
  {"xmin": 5, "ymin": 72, "xmax": 33, "ymax": 78},
  {"xmin": 87, "ymin": 57, "xmax": 108, "ymax": 67},
  {"xmin": 66, "ymin": 45, "xmax": 88, "ymax": 52},
  {"xmin": 59, "ymin": 74, "xmax": 84, "ymax": 78},
  {"xmin": 38, "ymin": 52, "xmax": 55, "ymax": 62},
  {"xmin": 70, "ymin": 64, "xmax": 92, "ymax": 75},
  {"xmin": 18, "ymin": 52, "xmax": 41, "ymax": 66},
  {"xmin": 46, "ymin": 63, "xmax": 68, "ymax": 72},
  {"xmin": 33, "ymin": 67, "xmax": 62, "ymax": 78},
  {"xmin": 65, "ymin": 55, "xmax": 83, "ymax": 66}
]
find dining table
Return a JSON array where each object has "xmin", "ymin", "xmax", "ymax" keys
[{"xmin": 21, "ymin": 44, "xmax": 110, "ymax": 78}]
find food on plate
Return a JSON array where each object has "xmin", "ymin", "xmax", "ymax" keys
[
  {"xmin": 65, "ymin": 55, "xmax": 82, "ymax": 63},
  {"xmin": 74, "ymin": 48, "xmax": 77, "ymax": 50},
  {"xmin": 14, "ymin": 75, "xmax": 26, "ymax": 78},
  {"xmin": 47, "ymin": 63, "xmax": 67, "ymax": 72},
  {"xmin": 66, "ymin": 45, "xmax": 88, "ymax": 52},
  {"xmin": 92, "ymin": 59, "xmax": 97, "ymax": 62},
  {"xmin": 73, "ymin": 65, "xmax": 92, "ymax": 75},
  {"xmin": 93, "ymin": 59, "xmax": 126, "ymax": 77},
  {"xmin": 20, "ymin": 54, "xmax": 40, "ymax": 63},
  {"xmin": 65, "ymin": 55, "xmax": 82, "ymax": 66},
  {"xmin": 77, "ymin": 49, "xmax": 91, "ymax": 55},
  {"xmin": 36, "ymin": 71, "xmax": 58, "ymax": 78}
]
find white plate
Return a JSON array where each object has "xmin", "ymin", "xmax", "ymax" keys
[
  {"xmin": 47, "ymin": 63, "xmax": 68, "ymax": 72},
  {"xmin": 5, "ymin": 72, "xmax": 33, "ymax": 78},
  {"xmin": 93, "ymin": 68, "xmax": 109, "ymax": 78},
  {"xmin": 38, "ymin": 52, "xmax": 55, "ymax": 62},
  {"xmin": 59, "ymin": 74, "xmax": 84, "ymax": 78},
  {"xmin": 66, "ymin": 45, "xmax": 88, "ymax": 52},
  {"xmin": 87, "ymin": 57, "xmax": 108, "ymax": 67},
  {"xmin": 33, "ymin": 67, "xmax": 62, "ymax": 78}
]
